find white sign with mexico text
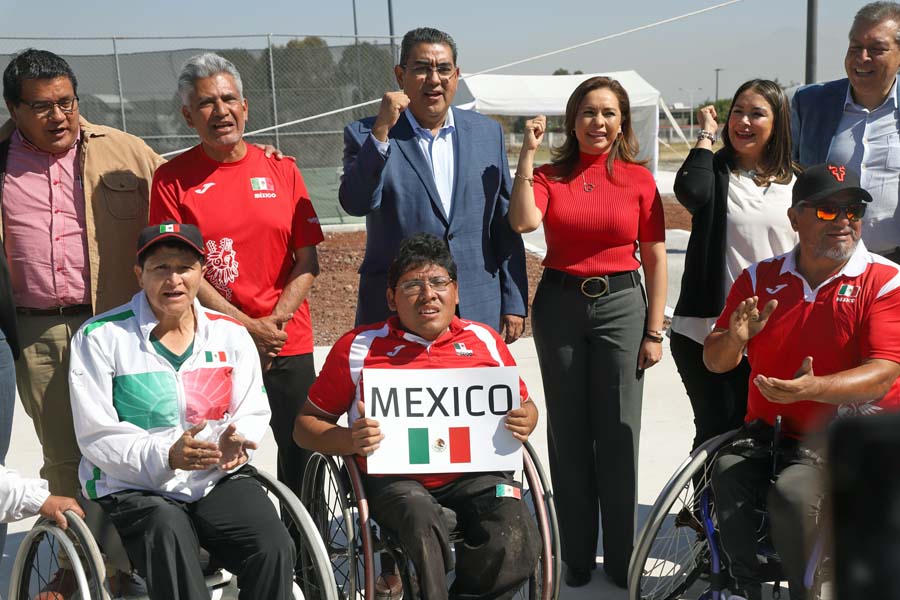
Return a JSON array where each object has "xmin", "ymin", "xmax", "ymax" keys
[{"xmin": 364, "ymin": 367, "xmax": 522, "ymax": 474}]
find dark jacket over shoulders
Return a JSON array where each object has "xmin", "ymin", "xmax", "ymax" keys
[
  {"xmin": 673, "ymin": 147, "xmax": 732, "ymax": 319},
  {"xmin": 0, "ymin": 139, "xmax": 19, "ymax": 358}
]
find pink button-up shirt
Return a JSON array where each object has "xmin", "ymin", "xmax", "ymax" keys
[{"xmin": 3, "ymin": 129, "xmax": 90, "ymax": 309}]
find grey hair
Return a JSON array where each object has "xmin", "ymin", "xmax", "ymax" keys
[
  {"xmin": 177, "ymin": 52, "xmax": 243, "ymax": 106},
  {"xmin": 852, "ymin": 2, "xmax": 900, "ymax": 44}
]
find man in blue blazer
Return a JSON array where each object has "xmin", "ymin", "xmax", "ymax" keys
[
  {"xmin": 339, "ymin": 27, "xmax": 527, "ymax": 341},
  {"xmin": 791, "ymin": 2, "xmax": 900, "ymax": 260}
]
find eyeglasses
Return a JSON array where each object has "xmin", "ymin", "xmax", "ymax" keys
[
  {"xmin": 21, "ymin": 96, "xmax": 79, "ymax": 118},
  {"xmin": 402, "ymin": 63, "xmax": 457, "ymax": 81},
  {"xmin": 800, "ymin": 202, "xmax": 867, "ymax": 222},
  {"xmin": 396, "ymin": 276, "xmax": 455, "ymax": 296}
]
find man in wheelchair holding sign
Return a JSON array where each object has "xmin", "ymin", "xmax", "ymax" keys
[
  {"xmin": 703, "ymin": 164, "xmax": 900, "ymax": 600},
  {"xmin": 296, "ymin": 233, "xmax": 540, "ymax": 599}
]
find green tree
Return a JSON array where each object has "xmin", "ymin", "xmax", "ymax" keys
[
  {"xmin": 552, "ymin": 68, "xmax": 570, "ymax": 75},
  {"xmin": 336, "ymin": 42, "xmax": 396, "ymax": 104}
]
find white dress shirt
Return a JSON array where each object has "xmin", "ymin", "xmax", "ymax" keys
[
  {"xmin": 371, "ymin": 108, "xmax": 457, "ymax": 217},
  {"xmin": 827, "ymin": 79, "xmax": 900, "ymax": 254},
  {"xmin": 671, "ymin": 171, "xmax": 797, "ymax": 345},
  {"xmin": 0, "ymin": 467, "xmax": 49, "ymax": 523}
]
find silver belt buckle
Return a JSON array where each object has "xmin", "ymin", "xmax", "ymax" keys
[{"xmin": 580, "ymin": 276, "xmax": 609, "ymax": 298}]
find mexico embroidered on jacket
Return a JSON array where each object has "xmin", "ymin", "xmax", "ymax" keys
[{"xmin": 69, "ymin": 292, "xmax": 270, "ymax": 502}]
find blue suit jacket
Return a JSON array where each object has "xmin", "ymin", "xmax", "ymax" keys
[
  {"xmin": 338, "ymin": 109, "xmax": 528, "ymax": 330},
  {"xmin": 791, "ymin": 78, "xmax": 854, "ymax": 165}
]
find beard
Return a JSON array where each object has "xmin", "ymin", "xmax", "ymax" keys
[{"xmin": 814, "ymin": 229, "xmax": 860, "ymax": 261}]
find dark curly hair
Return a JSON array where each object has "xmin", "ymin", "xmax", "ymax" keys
[
  {"xmin": 3, "ymin": 48, "xmax": 77, "ymax": 106},
  {"xmin": 388, "ymin": 233, "xmax": 457, "ymax": 289}
]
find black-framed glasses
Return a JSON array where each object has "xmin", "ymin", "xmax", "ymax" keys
[
  {"xmin": 396, "ymin": 276, "xmax": 455, "ymax": 296},
  {"xmin": 800, "ymin": 202, "xmax": 867, "ymax": 222},
  {"xmin": 21, "ymin": 96, "xmax": 79, "ymax": 118},
  {"xmin": 402, "ymin": 63, "xmax": 457, "ymax": 81}
]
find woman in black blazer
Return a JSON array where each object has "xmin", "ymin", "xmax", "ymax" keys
[{"xmin": 671, "ymin": 79, "xmax": 799, "ymax": 449}]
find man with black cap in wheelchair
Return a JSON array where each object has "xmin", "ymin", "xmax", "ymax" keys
[
  {"xmin": 295, "ymin": 233, "xmax": 540, "ymax": 599},
  {"xmin": 703, "ymin": 164, "xmax": 900, "ymax": 600}
]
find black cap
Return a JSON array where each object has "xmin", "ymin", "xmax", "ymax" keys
[
  {"xmin": 137, "ymin": 221, "xmax": 205, "ymax": 261},
  {"xmin": 792, "ymin": 164, "xmax": 873, "ymax": 206}
]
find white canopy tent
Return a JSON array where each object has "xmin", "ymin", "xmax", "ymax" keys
[{"xmin": 453, "ymin": 71, "xmax": 661, "ymax": 174}]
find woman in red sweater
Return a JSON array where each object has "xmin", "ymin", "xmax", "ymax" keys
[{"xmin": 509, "ymin": 76, "xmax": 667, "ymax": 588}]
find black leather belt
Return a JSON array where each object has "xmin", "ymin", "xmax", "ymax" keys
[
  {"xmin": 541, "ymin": 268, "xmax": 639, "ymax": 298},
  {"xmin": 17, "ymin": 304, "xmax": 92, "ymax": 316}
]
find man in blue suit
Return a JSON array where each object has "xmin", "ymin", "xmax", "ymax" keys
[
  {"xmin": 339, "ymin": 27, "xmax": 528, "ymax": 342},
  {"xmin": 791, "ymin": 1, "xmax": 900, "ymax": 261}
]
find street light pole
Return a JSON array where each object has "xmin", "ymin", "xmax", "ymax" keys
[
  {"xmin": 806, "ymin": 0, "xmax": 818, "ymax": 83},
  {"xmin": 714, "ymin": 68, "xmax": 724, "ymax": 102},
  {"xmin": 387, "ymin": 0, "xmax": 397, "ymax": 63},
  {"xmin": 678, "ymin": 87, "xmax": 696, "ymax": 138}
]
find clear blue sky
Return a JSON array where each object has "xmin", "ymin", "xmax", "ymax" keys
[{"xmin": 3, "ymin": 0, "xmax": 859, "ymax": 106}]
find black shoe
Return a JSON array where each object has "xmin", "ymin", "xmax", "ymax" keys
[
  {"xmin": 564, "ymin": 565, "xmax": 592, "ymax": 587},
  {"xmin": 604, "ymin": 565, "xmax": 628, "ymax": 589}
]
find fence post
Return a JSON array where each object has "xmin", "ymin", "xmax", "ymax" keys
[
  {"xmin": 112, "ymin": 37, "xmax": 127, "ymax": 132},
  {"xmin": 267, "ymin": 34, "xmax": 281, "ymax": 150}
]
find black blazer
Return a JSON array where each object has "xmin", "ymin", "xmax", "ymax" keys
[
  {"xmin": 672, "ymin": 148, "xmax": 732, "ymax": 319},
  {"xmin": 0, "ymin": 139, "xmax": 21, "ymax": 358}
]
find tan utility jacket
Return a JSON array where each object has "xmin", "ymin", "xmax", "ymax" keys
[{"xmin": 0, "ymin": 117, "xmax": 165, "ymax": 314}]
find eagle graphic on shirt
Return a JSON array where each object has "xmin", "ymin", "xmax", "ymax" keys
[{"xmin": 205, "ymin": 238, "xmax": 239, "ymax": 301}]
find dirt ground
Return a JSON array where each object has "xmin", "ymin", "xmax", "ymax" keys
[{"xmin": 308, "ymin": 196, "xmax": 691, "ymax": 346}]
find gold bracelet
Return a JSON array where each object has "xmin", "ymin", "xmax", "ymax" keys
[{"xmin": 514, "ymin": 172, "xmax": 534, "ymax": 187}]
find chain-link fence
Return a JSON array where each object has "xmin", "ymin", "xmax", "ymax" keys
[{"xmin": 0, "ymin": 35, "xmax": 402, "ymax": 225}]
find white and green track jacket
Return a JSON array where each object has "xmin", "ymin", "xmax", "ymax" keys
[{"xmin": 69, "ymin": 292, "xmax": 271, "ymax": 502}]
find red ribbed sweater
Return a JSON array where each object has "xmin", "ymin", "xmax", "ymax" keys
[{"xmin": 533, "ymin": 152, "xmax": 665, "ymax": 276}]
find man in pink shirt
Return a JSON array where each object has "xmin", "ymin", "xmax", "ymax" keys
[{"xmin": 2, "ymin": 50, "xmax": 163, "ymax": 503}]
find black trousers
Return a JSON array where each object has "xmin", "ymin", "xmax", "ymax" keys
[
  {"xmin": 365, "ymin": 472, "xmax": 540, "ymax": 600},
  {"xmin": 264, "ymin": 353, "xmax": 315, "ymax": 498},
  {"xmin": 95, "ymin": 466, "xmax": 295, "ymax": 600},
  {"xmin": 531, "ymin": 276, "xmax": 645, "ymax": 581},
  {"xmin": 712, "ymin": 451, "xmax": 823, "ymax": 600},
  {"xmin": 670, "ymin": 331, "xmax": 750, "ymax": 450}
]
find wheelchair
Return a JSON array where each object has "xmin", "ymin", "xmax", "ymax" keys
[
  {"xmin": 8, "ymin": 468, "xmax": 338, "ymax": 600},
  {"xmin": 300, "ymin": 440, "xmax": 560, "ymax": 600},
  {"xmin": 627, "ymin": 427, "xmax": 827, "ymax": 600}
]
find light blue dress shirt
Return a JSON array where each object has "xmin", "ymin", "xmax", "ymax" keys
[
  {"xmin": 827, "ymin": 78, "xmax": 900, "ymax": 253},
  {"xmin": 371, "ymin": 108, "xmax": 457, "ymax": 218}
]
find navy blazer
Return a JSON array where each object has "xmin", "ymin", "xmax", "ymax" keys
[
  {"xmin": 338, "ymin": 108, "xmax": 528, "ymax": 330},
  {"xmin": 791, "ymin": 78, "xmax": 860, "ymax": 166}
]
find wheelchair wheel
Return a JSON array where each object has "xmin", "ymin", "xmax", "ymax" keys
[
  {"xmin": 516, "ymin": 440, "xmax": 561, "ymax": 600},
  {"xmin": 254, "ymin": 468, "xmax": 339, "ymax": 600},
  {"xmin": 9, "ymin": 511, "xmax": 109, "ymax": 600},
  {"xmin": 301, "ymin": 453, "xmax": 366, "ymax": 600},
  {"xmin": 628, "ymin": 429, "xmax": 739, "ymax": 600}
]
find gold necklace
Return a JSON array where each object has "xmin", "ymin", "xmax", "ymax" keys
[{"xmin": 581, "ymin": 172, "xmax": 595, "ymax": 193}]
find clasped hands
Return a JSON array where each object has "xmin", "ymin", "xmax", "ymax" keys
[{"xmin": 168, "ymin": 421, "xmax": 258, "ymax": 471}]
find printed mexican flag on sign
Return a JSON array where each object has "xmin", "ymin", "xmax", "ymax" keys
[
  {"xmin": 408, "ymin": 426, "xmax": 471, "ymax": 465},
  {"xmin": 250, "ymin": 177, "xmax": 274, "ymax": 191}
]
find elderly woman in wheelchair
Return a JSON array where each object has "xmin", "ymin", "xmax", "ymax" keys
[{"xmin": 64, "ymin": 222, "xmax": 296, "ymax": 600}]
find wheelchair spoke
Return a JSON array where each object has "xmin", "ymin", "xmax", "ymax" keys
[{"xmin": 638, "ymin": 466, "xmax": 717, "ymax": 599}]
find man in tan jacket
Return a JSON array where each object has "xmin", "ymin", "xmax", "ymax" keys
[{"xmin": 2, "ymin": 50, "xmax": 164, "ymax": 510}]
